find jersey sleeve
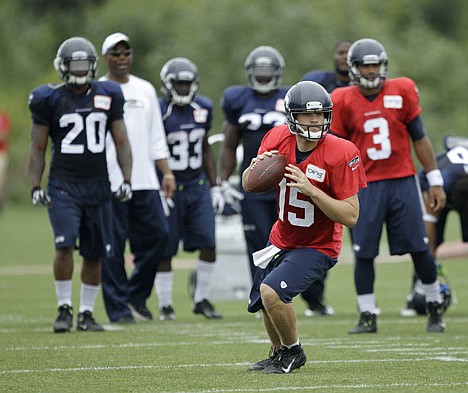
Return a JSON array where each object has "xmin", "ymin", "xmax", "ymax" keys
[
  {"xmin": 329, "ymin": 88, "xmax": 349, "ymax": 138},
  {"xmin": 398, "ymin": 77, "xmax": 422, "ymax": 123},
  {"xmin": 329, "ymin": 139, "xmax": 367, "ymax": 200},
  {"xmin": 28, "ymin": 85, "xmax": 53, "ymax": 126}
]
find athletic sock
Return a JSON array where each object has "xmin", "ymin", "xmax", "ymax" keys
[
  {"xmin": 155, "ymin": 271, "xmax": 173, "ymax": 308},
  {"xmin": 193, "ymin": 260, "xmax": 215, "ymax": 303},
  {"xmin": 79, "ymin": 283, "xmax": 99, "ymax": 313},
  {"xmin": 422, "ymin": 280, "xmax": 443, "ymax": 303},
  {"xmin": 55, "ymin": 280, "xmax": 72, "ymax": 307},
  {"xmin": 357, "ymin": 293, "xmax": 376, "ymax": 313}
]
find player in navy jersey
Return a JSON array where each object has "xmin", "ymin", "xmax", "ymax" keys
[
  {"xmin": 401, "ymin": 138, "xmax": 468, "ymax": 315},
  {"xmin": 330, "ymin": 38, "xmax": 447, "ymax": 333},
  {"xmin": 244, "ymin": 81, "xmax": 366, "ymax": 373},
  {"xmin": 302, "ymin": 40, "xmax": 352, "ymax": 93},
  {"xmin": 219, "ymin": 46, "xmax": 289, "ymax": 284},
  {"xmin": 155, "ymin": 57, "xmax": 222, "ymax": 320},
  {"xmin": 27, "ymin": 37, "xmax": 132, "ymax": 333}
]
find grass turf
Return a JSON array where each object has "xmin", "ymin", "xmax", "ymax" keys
[{"xmin": 1, "ymin": 205, "xmax": 467, "ymax": 392}]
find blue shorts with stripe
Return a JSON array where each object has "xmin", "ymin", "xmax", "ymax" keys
[
  {"xmin": 247, "ymin": 247, "xmax": 337, "ymax": 313},
  {"xmin": 47, "ymin": 178, "xmax": 113, "ymax": 259},
  {"xmin": 350, "ymin": 176, "xmax": 429, "ymax": 259}
]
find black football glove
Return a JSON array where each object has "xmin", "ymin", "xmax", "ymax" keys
[
  {"xmin": 31, "ymin": 186, "xmax": 51, "ymax": 207},
  {"xmin": 115, "ymin": 181, "xmax": 133, "ymax": 202}
]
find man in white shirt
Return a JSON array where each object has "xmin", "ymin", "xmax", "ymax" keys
[{"xmin": 100, "ymin": 32, "xmax": 176, "ymax": 323}]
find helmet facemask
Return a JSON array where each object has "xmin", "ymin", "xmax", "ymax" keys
[
  {"xmin": 287, "ymin": 104, "xmax": 332, "ymax": 141},
  {"xmin": 350, "ymin": 60, "xmax": 388, "ymax": 89},
  {"xmin": 247, "ymin": 62, "xmax": 282, "ymax": 94}
]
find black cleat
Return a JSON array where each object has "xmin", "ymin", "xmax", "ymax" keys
[
  {"xmin": 427, "ymin": 301, "xmax": 445, "ymax": 333},
  {"xmin": 128, "ymin": 303, "xmax": 153, "ymax": 321},
  {"xmin": 262, "ymin": 344, "xmax": 307, "ymax": 374},
  {"xmin": 193, "ymin": 299, "xmax": 222, "ymax": 319},
  {"xmin": 77, "ymin": 311, "xmax": 105, "ymax": 332},
  {"xmin": 159, "ymin": 305, "xmax": 176, "ymax": 321},
  {"xmin": 53, "ymin": 304, "xmax": 73, "ymax": 333},
  {"xmin": 348, "ymin": 311, "xmax": 377, "ymax": 334},
  {"xmin": 248, "ymin": 347, "xmax": 279, "ymax": 371}
]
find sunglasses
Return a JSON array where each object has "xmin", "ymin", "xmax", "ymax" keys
[{"xmin": 108, "ymin": 49, "xmax": 132, "ymax": 58}]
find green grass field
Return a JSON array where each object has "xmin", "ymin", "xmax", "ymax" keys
[{"xmin": 1, "ymin": 205, "xmax": 467, "ymax": 393}]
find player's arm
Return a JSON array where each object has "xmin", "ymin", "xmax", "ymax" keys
[
  {"xmin": 202, "ymin": 133, "xmax": 217, "ymax": 187},
  {"xmin": 219, "ymin": 121, "xmax": 240, "ymax": 182},
  {"xmin": 28, "ymin": 122, "xmax": 49, "ymax": 189},
  {"xmin": 109, "ymin": 119, "xmax": 132, "ymax": 183},
  {"xmin": 413, "ymin": 134, "xmax": 446, "ymax": 211},
  {"xmin": 284, "ymin": 163, "xmax": 360, "ymax": 228},
  {"xmin": 155, "ymin": 158, "xmax": 176, "ymax": 198}
]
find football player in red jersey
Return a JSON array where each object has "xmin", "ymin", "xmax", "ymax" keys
[
  {"xmin": 243, "ymin": 81, "xmax": 366, "ymax": 374},
  {"xmin": 330, "ymin": 38, "xmax": 447, "ymax": 333}
]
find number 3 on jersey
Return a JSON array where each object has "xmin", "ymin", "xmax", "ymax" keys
[
  {"xmin": 60, "ymin": 112, "xmax": 107, "ymax": 154},
  {"xmin": 364, "ymin": 117, "xmax": 391, "ymax": 161}
]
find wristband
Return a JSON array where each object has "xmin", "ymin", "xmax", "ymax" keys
[
  {"xmin": 163, "ymin": 174, "xmax": 176, "ymax": 180},
  {"xmin": 423, "ymin": 213, "xmax": 438, "ymax": 223},
  {"xmin": 426, "ymin": 169, "xmax": 444, "ymax": 187}
]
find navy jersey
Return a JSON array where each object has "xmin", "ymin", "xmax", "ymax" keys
[
  {"xmin": 29, "ymin": 81, "xmax": 125, "ymax": 181},
  {"xmin": 418, "ymin": 146, "xmax": 468, "ymax": 204},
  {"xmin": 221, "ymin": 85, "xmax": 289, "ymax": 175},
  {"xmin": 301, "ymin": 70, "xmax": 350, "ymax": 93},
  {"xmin": 159, "ymin": 96, "xmax": 213, "ymax": 184}
]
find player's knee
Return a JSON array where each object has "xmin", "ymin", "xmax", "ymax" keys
[{"xmin": 260, "ymin": 283, "xmax": 280, "ymax": 308}]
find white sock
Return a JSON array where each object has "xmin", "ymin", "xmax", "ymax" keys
[
  {"xmin": 357, "ymin": 293, "xmax": 376, "ymax": 313},
  {"xmin": 194, "ymin": 260, "xmax": 216, "ymax": 303},
  {"xmin": 422, "ymin": 280, "xmax": 442, "ymax": 303},
  {"xmin": 155, "ymin": 271, "xmax": 173, "ymax": 308},
  {"xmin": 55, "ymin": 280, "xmax": 72, "ymax": 307},
  {"xmin": 283, "ymin": 338, "xmax": 300, "ymax": 349},
  {"xmin": 79, "ymin": 283, "xmax": 99, "ymax": 313}
]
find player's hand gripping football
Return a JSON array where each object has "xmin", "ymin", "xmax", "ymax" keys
[
  {"xmin": 31, "ymin": 187, "xmax": 51, "ymax": 207},
  {"xmin": 115, "ymin": 180, "xmax": 133, "ymax": 202},
  {"xmin": 284, "ymin": 164, "xmax": 314, "ymax": 197}
]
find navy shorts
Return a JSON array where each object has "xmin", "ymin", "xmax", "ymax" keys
[
  {"xmin": 247, "ymin": 248, "xmax": 337, "ymax": 313},
  {"xmin": 350, "ymin": 176, "xmax": 430, "ymax": 259},
  {"xmin": 163, "ymin": 179, "xmax": 215, "ymax": 258},
  {"xmin": 47, "ymin": 178, "xmax": 113, "ymax": 259}
]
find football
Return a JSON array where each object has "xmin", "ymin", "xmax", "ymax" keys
[{"xmin": 245, "ymin": 153, "xmax": 286, "ymax": 193}]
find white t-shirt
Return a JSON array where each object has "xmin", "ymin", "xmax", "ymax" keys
[{"xmin": 101, "ymin": 74, "xmax": 169, "ymax": 191}]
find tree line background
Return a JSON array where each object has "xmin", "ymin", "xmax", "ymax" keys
[{"xmin": 1, "ymin": 0, "xmax": 467, "ymax": 204}]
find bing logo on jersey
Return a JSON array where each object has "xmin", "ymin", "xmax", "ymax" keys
[{"xmin": 306, "ymin": 164, "xmax": 326, "ymax": 182}]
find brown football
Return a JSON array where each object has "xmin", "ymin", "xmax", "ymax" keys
[{"xmin": 245, "ymin": 154, "xmax": 286, "ymax": 193}]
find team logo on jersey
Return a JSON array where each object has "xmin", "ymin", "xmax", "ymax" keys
[
  {"xmin": 124, "ymin": 99, "xmax": 144, "ymax": 110},
  {"xmin": 275, "ymin": 98, "xmax": 285, "ymax": 113},
  {"xmin": 194, "ymin": 109, "xmax": 208, "ymax": 123},
  {"xmin": 94, "ymin": 95, "xmax": 112, "ymax": 110},
  {"xmin": 383, "ymin": 95, "xmax": 403, "ymax": 109},
  {"xmin": 348, "ymin": 156, "xmax": 360, "ymax": 167},
  {"xmin": 306, "ymin": 164, "xmax": 326, "ymax": 182}
]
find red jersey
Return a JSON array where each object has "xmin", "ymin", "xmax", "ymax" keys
[
  {"xmin": 330, "ymin": 77, "xmax": 421, "ymax": 182},
  {"xmin": 259, "ymin": 125, "xmax": 367, "ymax": 258},
  {"xmin": 0, "ymin": 112, "xmax": 10, "ymax": 153}
]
